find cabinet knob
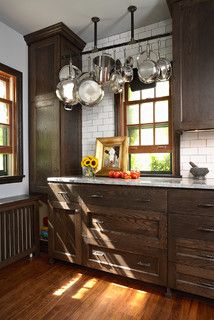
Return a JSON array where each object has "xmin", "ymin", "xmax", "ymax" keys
[{"xmin": 74, "ymin": 208, "xmax": 79, "ymax": 214}]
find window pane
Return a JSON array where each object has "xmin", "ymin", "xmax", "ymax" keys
[
  {"xmin": 0, "ymin": 102, "xmax": 9, "ymax": 124},
  {"xmin": 141, "ymin": 87, "xmax": 154, "ymax": 99},
  {"xmin": 140, "ymin": 102, "xmax": 153, "ymax": 124},
  {"xmin": 156, "ymin": 81, "xmax": 169, "ymax": 97},
  {"xmin": 127, "ymin": 104, "xmax": 139, "ymax": 125},
  {"xmin": 0, "ymin": 80, "xmax": 6, "ymax": 99},
  {"xmin": 0, "ymin": 125, "xmax": 10, "ymax": 146},
  {"xmin": 130, "ymin": 153, "xmax": 171, "ymax": 172},
  {"xmin": 141, "ymin": 126, "xmax": 153, "ymax": 146},
  {"xmin": 128, "ymin": 126, "xmax": 139, "ymax": 146},
  {"xmin": 155, "ymin": 124, "xmax": 169, "ymax": 145},
  {"xmin": 128, "ymin": 87, "xmax": 140, "ymax": 101},
  {"xmin": 155, "ymin": 100, "xmax": 168, "ymax": 122}
]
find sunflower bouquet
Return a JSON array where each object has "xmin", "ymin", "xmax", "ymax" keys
[{"xmin": 81, "ymin": 155, "xmax": 98, "ymax": 177}]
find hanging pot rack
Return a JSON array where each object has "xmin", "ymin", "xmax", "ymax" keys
[
  {"xmin": 57, "ymin": 5, "xmax": 173, "ymax": 111},
  {"xmin": 62, "ymin": 6, "xmax": 172, "ymax": 59}
]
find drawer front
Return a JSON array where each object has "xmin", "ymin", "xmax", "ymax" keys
[
  {"xmin": 168, "ymin": 262, "xmax": 214, "ymax": 300},
  {"xmin": 82, "ymin": 206, "xmax": 167, "ymax": 251},
  {"xmin": 48, "ymin": 183, "xmax": 78, "ymax": 205},
  {"xmin": 169, "ymin": 214, "xmax": 214, "ymax": 244},
  {"xmin": 76, "ymin": 185, "xmax": 167, "ymax": 212},
  {"xmin": 85, "ymin": 245, "xmax": 167, "ymax": 285},
  {"xmin": 168, "ymin": 189, "xmax": 214, "ymax": 216},
  {"xmin": 169, "ymin": 238, "xmax": 214, "ymax": 269}
]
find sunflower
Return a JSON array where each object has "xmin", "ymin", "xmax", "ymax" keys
[
  {"xmin": 84, "ymin": 159, "xmax": 91, "ymax": 167},
  {"xmin": 90, "ymin": 157, "xmax": 98, "ymax": 168}
]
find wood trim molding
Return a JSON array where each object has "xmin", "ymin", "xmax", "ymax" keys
[{"xmin": 24, "ymin": 22, "xmax": 86, "ymax": 51}]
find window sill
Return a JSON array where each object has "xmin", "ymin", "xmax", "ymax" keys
[{"xmin": 0, "ymin": 175, "xmax": 25, "ymax": 184}]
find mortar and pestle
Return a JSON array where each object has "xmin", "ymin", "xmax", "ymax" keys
[{"xmin": 189, "ymin": 162, "xmax": 209, "ymax": 179}]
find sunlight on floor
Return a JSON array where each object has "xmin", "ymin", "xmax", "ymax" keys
[
  {"xmin": 53, "ymin": 273, "xmax": 82, "ymax": 296},
  {"xmin": 71, "ymin": 278, "xmax": 97, "ymax": 299}
]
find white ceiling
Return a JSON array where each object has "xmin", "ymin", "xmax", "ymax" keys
[{"xmin": 0, "ymin": 0, "xmax": 170, "ymax": 43}]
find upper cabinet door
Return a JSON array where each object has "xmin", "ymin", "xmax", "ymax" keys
[{"xmin": 171, "ymin": 0, "xmax": 214, "ymax": 131}]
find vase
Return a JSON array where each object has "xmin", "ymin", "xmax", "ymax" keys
[{"xmin": 84, "ymin": 167, "xmax": 95, "ymax": 178}]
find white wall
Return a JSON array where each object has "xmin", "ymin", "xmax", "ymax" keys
[
  {"xmin": 0, "ymin": 21, "xmax": 28, "ymax": 198},
  {"xmin": 82, "ymin": 18, "xmax": 214, "ymax": 179}
]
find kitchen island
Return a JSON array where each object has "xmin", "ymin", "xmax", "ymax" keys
[{"xmin": 47, "ymin": 176, "xmax": 214, "ymax": 300}]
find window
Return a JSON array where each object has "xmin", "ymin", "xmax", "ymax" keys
[
  {"xmin": 122, "ymin": 81, "xmax": 173, "ymax": 175},
  {"xmin": 0, "ymin": 63, "xmax": 23, "ymax": 183}
]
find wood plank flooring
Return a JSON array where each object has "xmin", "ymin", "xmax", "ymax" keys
[{"xmin": 0, "ymin": 255, "xmax": 213, "ymax": 320}]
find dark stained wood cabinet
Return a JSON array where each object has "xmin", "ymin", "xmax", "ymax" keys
[
  {"xmin": 48, "ymin": 183, "xmax": 168, "ymax": 286},
  {"xmin": 48, "ymin": 182, "xmax": 214, "ymax": 300},
  {"xmin": 168, "ymin": 0, "xmax": 214, "ymax": 130},
  {"xmin": 24, "ymin": 23, "xmax": 85, "ymax": 194},
  {"xmin": 168, "ymin": 189, "xmax": 214, "ymax": 299}
]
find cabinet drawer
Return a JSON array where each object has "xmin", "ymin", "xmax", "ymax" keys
[
  {"xmin": 82, "ymin": 206, "xmax": 167, "ymax": 251},
  {"xmin": 168, "ymin": 262, "xmax": 214, "ymax": 300},
  {"xmin": 169, "ymin": 214, "xmax": 214, "ymax": 244},
  {"xmin": 76, "ymin": 185, "xmax": 167, "ymax": 212},
  {"xmin": 85, "ymin": 245, "xmax": 167, "ymax": 285},
  {"xmin": 169, "ymin": 238, "xmax": 214, "ymax": 269},
  {"xmin": 48, "ymin": 183, "xmax": 78, "ymax": 204},
  {"xmin": 168, "ymin": 189, "xmax": 214, "ymax": 216}
]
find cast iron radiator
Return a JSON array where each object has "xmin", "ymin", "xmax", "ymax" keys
[{"xmin": 0, "ymin": 195, "xmax": 40, "ymax": 269}]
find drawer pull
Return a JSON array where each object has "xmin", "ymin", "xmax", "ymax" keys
[
  {"xmin": 93, "ymin": 219, "xmax": 104, "ymax": 224},
  {"xmin": 198, "ymin": 227, "xmax": 214, "ymax": 233},
  {"xmin": 136, "ymin": 199, "xmax": 151, "ymax": 203},
  {"xmin": 137, "ymin": 261, "xmax": 151, "ymax": 267},
  {"xmin": 90, "ymin": 194, "xmax": 104, "ymax": 199},
  {"xmin": 198, "ymin": 282, "xmax": 214, "ymax": 289},
  {"xmin": 200, "ymin": 253, "xmax": 214, "ymax": 260},
  {"xmin": 57, "ymin": 191, "xmax": 70, "ymax": 202},
  {"xmin": 93, "ymin": 250, "xmax": 105, "ymax": 257},
  {"xmin": 197, "ymin": 203, "xmax": 214, "ymax": 208}
]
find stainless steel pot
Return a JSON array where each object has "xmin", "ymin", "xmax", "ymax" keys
[
  {"xmin": 56, "ymin": 61, "xmax": 79, "ymax": 106},
  {"xmin": 93, "ymin": 53, "xmax": 115, "ymax": 84},
  {"xmin": 77, "ymin": 57, "xmax": 104, "ymax": 107},
  {"xmin": 156, "ymin": 41, "xmax": 172, "ymax": 81},
  {"xmin": 137, "ymin": 44, "xmax": 160, "ymax": 84},
  {"xmin": 122, "ymin": 49, "xmax": 134, "ymax": 83}
]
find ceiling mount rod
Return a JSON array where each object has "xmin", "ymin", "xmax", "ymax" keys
[
  {"xmin": 91, "ymin": 17, "xmax": 100, "ymax": 52},
  {"xmin": 82, "ymin": 31, "xmax": 172, "ymax": 55},
  {"xmin": 128, "ymin": 5, "xmax": 137, "ymax": 44}
]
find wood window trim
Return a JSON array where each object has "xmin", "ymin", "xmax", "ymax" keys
[
  {"xmin": 0, "ymin": 63, "xmax": 24, "ymax": 184},
  {"xmin": 114, "ymin": 83, "xmax": 181, "ymax": 177}
]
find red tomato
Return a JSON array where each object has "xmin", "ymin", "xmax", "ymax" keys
[
  {"xmin": 121, "ymin": 172, "xmax": 131, "ymax": 179},
  {"xmin": 131, "ymin": 171, "xmax": 140, "ymax": 179},
  {"xmin": 108, "ymin": 170, "xmax": 115, "ymax": 178},
  {"xmin": 113, "ymin": 171, "xmax": 121, "ymax": 178},
  {"xmin": 131, "ymin": 173, "xmax": 138, "ymax": 179}
]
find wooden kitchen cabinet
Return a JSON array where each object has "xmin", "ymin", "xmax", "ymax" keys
[
  {"xmin": 168, "ymin": 189, "xmax": 214, "ymax": 299},
  {"xmin": 48, "ymin": 183, "xmax": 168, "ymax": 286},
  {"xmin": 24, "ymin": 23, "xmax": 85, "ymax": 194},
  {"xmin": 168, "ymin": 0, "xmax": 214, "ymax": 130},
  {"xmin": 48, "ymin": 181, "xmax": 214, "ymax": 299}
]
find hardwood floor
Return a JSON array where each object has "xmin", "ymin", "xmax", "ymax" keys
[{"xmin": 0, "ymin": 255, "xmax": 213, "ymax": 320}]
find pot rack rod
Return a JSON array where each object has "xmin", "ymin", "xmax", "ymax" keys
[{"xmin": 82, "ymin": 31, "xmax": 172, "ymax": 55}]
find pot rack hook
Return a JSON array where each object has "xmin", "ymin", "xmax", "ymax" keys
[
  {"xmin": 91, "ymin": 17, "xmax": 100, "ymax": 52},
  {"xmin": 128, "ymin": 5, "xmax": 137, "ymax": 44}
]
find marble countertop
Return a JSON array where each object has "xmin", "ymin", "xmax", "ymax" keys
[{"xmin": 47, "ymin": 176, "xmax": 214, "ymax": 190}]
